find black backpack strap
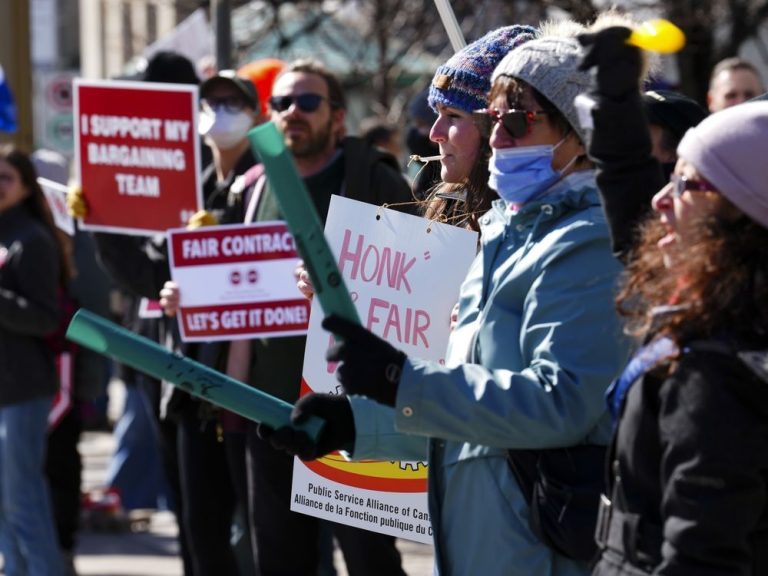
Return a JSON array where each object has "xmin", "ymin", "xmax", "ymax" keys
[
  {"xmin": 227, "ymin": 164, "xmax": 266, "ymax": 223},
  {"xmin": 505, "ymin": 449, "xmax": 538, "ymax": 505}
]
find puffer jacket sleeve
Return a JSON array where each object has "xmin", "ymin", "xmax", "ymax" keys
[
  {"xmin": 394, "ymin": 218, "xmax": 626, "ymax": 448},
  {"xmin": 654, "ymin": 352, "xmax": 768, "ymax": 575},
  {"xmin": 589, "ymin": 93, "xmax": 664, "ymax": 263},
  {"xmin": 0, "ymin": 229, "xmax": 60, "ymax": 336}
]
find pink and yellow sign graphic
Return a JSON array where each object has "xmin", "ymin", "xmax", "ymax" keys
[{"xmin": 291, "ymin": 196, "xmax": 477, "ymax": 543}]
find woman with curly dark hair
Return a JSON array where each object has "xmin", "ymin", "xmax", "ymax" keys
[
  {"xmin": 593, "ymin": 101, "xmax": 768, "ymax": 575},
  {"xmin": 0, "ymin": 145, "xmax": 74, "ymax": 575}
]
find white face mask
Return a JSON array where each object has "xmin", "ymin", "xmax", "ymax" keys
[{"xmin": 200, "ymin": 108, "xmax": 253, "ymax": 150}]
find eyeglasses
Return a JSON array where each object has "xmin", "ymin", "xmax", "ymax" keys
[
  {"xmin": 201, "ymin": 96, "xmax": 248, "ymax": 113},
  {"xmin": 269, "ymin": 93, "xmax": 331, "ymax": 113},
  {"xmin": 471, "ymin": 109, "xmax": 548, "ymax": 138},
  {"xmin": 670, "ymin": 174, "xmax": 717, "ymax": 198}
]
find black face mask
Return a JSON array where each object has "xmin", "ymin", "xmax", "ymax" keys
[{"xmin": 406, "ymin": 126, "xmax": 438, "ymax": 158}]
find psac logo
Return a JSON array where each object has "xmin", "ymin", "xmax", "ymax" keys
[
  {"xmin": 229, "ymin": 267, "xmax": 259, "ymax": 286},
  {"xmin": 299, "ymin": 379, "xmax": 428, "ymax": 493},
  {"xmin": 304, "ymin": 455, "xmax": 428, "ymax": 493}
]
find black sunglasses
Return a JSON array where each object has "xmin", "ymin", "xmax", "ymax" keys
[
  {"xmin": 269, "ymin": 93, "xmax": 330, "ymax": 113},
  {"xmin": 471, "ymin": 109, "xmax": 548, "ymax": 138},
  {"xmin": 201, "ymin": 96, "xmax": 249, "ymax": 113}
]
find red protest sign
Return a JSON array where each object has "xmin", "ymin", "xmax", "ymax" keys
[
  {"xmin": 167, "ymin": 222, "xmax": 310, "ymax": 342},
  {"xmin": 74, "ymin": 79, "xmax": 203, "ymax": 235}
]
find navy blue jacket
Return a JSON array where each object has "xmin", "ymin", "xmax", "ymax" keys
[{"xmin": 0, "ymin": 204, "xmax": 60, "ymax": 405}]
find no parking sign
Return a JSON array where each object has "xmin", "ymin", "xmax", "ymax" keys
[
  {"xmin": 33, "ymin": 71, "xmax": 77, "ymax": 154},
  {"xmin": 47, "ymin": 76, "xmax": 73, "ymax": 108}
]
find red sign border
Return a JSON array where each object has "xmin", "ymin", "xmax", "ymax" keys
[{"xmin": 73, "ymin": 78, "xmax": 203, "ymax": 236}]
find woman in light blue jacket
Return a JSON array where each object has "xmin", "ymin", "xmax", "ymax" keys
[{"xmin": 267, "ymin": 30, "xmax": 629, "ymax": 576}]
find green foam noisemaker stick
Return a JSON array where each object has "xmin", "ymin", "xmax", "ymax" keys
[
  {"xmin": 248, "ymin": 122, "xmax": 360, "ymax": 329},
  {"xmin": 66, "ymin": 309, "xmax": 324, "ymax": 440}
]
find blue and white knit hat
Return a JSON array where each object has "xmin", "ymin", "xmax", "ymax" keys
[{"xmin": 428, "ymin": 25, "xmax": 538, "ymax": 114}]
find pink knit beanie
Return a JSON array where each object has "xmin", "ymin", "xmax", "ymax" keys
[{"xmin": 677, "ymin": 102, "xmax": 768, "ymax": 228}]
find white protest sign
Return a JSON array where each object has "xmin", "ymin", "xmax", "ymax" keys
[
  {"xmin": 167, "ymin": 222, "xmax": 309, "ymax": 342},
  {"xmin": 39, "ymin": 177, "xmax": 75, "ymax": 236},
  {"xmin": 292, "ymin": 196, "xmax": 478, "ymax": 543}
]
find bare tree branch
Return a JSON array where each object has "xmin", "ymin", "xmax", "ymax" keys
[{"xmin": 233, "ymin": 0, "xmax": 768, "ymax": 121}]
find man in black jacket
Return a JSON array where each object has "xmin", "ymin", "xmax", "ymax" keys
[{"xmin": 232, "ymin": 59, "xmax": 413, "ymax": 576}]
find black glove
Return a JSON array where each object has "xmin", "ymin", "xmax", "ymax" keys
[
  {"xmin": 257, "ymin": 392, "xmax": 355, "ymax": 461},
  {"xmin": 322, "ymin": 314, "xmax": 407, "ymax": 407},
  {"xmin": 578, "ymin": 27, "xmax": 641, "ymax": 99}
]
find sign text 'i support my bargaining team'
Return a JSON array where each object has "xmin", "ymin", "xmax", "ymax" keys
[{"xmin": 74, "ymin": 79, "xmax": 203, "ymax": 235}]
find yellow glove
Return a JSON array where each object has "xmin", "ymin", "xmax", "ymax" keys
[
  {"xmin": 66, "ymin": 185, "xmax": 88, "ymax": 219},
  {"xmin": 187, "ymin": 209, "xmax": 219, "ymax": 229}
]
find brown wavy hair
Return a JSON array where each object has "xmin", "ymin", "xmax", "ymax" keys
[
  {"xmin": 617, "ymin": 206, "xmax": 768, "ymax": 347},
  {"xmin": 422, "ymin": 136, "xmax": 494, "ymax": 232},
  {"xmin": 0, "ymin": 145, "xmax": 76, "ymax": 286}
]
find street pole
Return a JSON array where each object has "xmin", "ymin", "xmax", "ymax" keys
[
  {"xmin": 212, "ymin": 0, "xmax": 232, "ymax": 71},
  {"xmin": 432, "ymin": 0, "xmax": 466, "ymax": 53},
  {"xmin": 0, "ymin": 0, "xmax": 33, "ymax": 150}
]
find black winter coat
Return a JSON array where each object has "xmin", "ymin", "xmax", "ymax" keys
[
  {"xmin": 587, "ymin": 90, "xmax": 664, "ymax": 264},
  {"xmin": 593, "ymin": 343, "xmax": 768, "ymax": 575},
  {"xmin": 0, "ymin": 204, "xmax": 61, "ymax": 406}
]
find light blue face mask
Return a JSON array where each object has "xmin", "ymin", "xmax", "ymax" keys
[{"xmin": 488, "ymin": 140, "xmax": 573, "ymax": 204}]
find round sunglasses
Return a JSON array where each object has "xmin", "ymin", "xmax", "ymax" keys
[
  {"xmin": 471, "ymin": 108, "xmax": 548, "ymax": 138},
  {"xmin": 269, "ymin": 93, "xmax": 331, "ymax": 113}
]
